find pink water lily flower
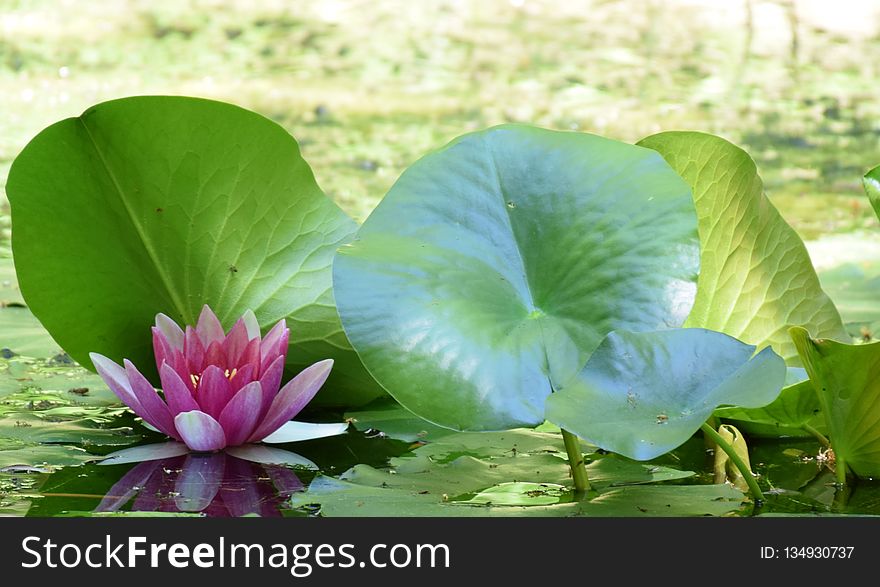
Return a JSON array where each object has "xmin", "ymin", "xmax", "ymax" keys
[{"xmin": 90, "ymin": 305, "xmax": 344, "ymax": 452}]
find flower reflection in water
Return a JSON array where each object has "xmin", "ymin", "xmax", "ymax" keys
[{"xmin": 96, "ymin": 444, "xmax": 314, "ymax": 517}]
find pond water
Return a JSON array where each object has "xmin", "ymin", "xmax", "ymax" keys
[
  {"xmin": 10, "ymin": 423, "xmax": 411, "ymax": 518},
  {"xmin": 3, "ymin": 394, "xmax": 879, "ymax": 517}
]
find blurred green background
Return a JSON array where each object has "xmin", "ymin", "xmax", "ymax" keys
[{"xmin": 1, "ymin": 0, "xmax": 880, "ymax": 308}]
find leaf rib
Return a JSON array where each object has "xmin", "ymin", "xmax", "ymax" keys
[{"xmin": 78, "ymin": 117, "xmax": 191, "ymax": 323}]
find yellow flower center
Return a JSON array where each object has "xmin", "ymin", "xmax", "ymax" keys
[{"xmin": 189, "ymin": 368, "xmax": 237, "ymax": 390}]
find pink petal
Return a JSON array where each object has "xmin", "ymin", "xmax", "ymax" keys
[
  {"xmin": 174, "ymin": 410, "xmax": 227, "ymax": 451},
  {"xmin": 229, "ymin": 363, "xmax": 255, "ymax": 393},
  {"xmin": 237, "ymin": 338, "xmax": 261, "ymax": 374},
  {"xmin": 248, "ymin": 359, "xmax": 333, "ymax": 442},
  {"xmin": 91, "ymin": 353, "xmax": 154, "ymax": 424},
  {"xmin": 257, "ymin": 355, "xmax": 285, "ymax": 419},
  {"xmin": 155, "ymin": 313, "xmax": 185, "ymax": 350},
  {"xmin": 223, "ymin": 319, "xmax": 249, "ymax": 366},
  {"xmin": 152, "ymin": 327, "xmax": 186, "ymax": 376},
  {"xmin": 219, "ymin": 381, "xmax": 264, "ymax": 446},
  {"xmin": 259, "ymin": 320, "xmax": 289, "ymax": 373},
  {"xmin": 123, "ymin": 360, "xmax": 178, "ymax": 439},
  {"xmin": 196, "ymin": 305, "xmax": 226, "ymax": 347},
  {"xmin": 196, "ymin": 365, "xmax": 234, "ymax": 419},
  {"xmin": 159, "ymin": 362, "xmax": 200, "ymax": 415},
  {"xmin": 204, "ymin": 340, "xmax": 226, "ymax": 371},
  {"xmin": 241, "ymin": 309, "xmax": 261, "ymax": 341},
  {"xmin": 184, "ymin": 326, "xmax": 206, "ymax": 381}
]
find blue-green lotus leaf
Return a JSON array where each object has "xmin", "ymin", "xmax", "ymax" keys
[
  {"xmin": 546, "ymin": 328, "xmax": 786, "ymax": 460},
  {"xmin": 334, "ymin": 125, "xmax": 699, "ymax": 430}
]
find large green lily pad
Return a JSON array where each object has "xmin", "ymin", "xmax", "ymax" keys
[
  {"xmin": 7, "ymin": 96, "xmax": 382, "ymax": 407},
  {"xmin": 638, "ymin": 132, "xmax": 847, "ymax": 364},
  {"xmin": 334, "ymin": 125, "xmax": 699, "ymax": 430}
]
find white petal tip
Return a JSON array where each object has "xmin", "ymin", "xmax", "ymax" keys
[{"xmin": 261, "ymin": 421, "xmax": 349, "ymax": 444}]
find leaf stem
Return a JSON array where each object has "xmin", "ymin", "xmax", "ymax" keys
[
  {"xmin": 700, "ymin": 422, "xmax": 764, "ymax": 502},
  {"xmin": 836, "ymin": 455, "xmax": 848, "ymax": 486},
  {"xmin": 561, "ymin": 428, "xmax": 591, "ymax": 493},
  {"xmin": 801, "ymin": 423, "xmax": 830, "ymax": 448}
]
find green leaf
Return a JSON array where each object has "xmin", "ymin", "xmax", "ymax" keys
[
  {"xmin": 863, "ymin": 164, "xmax": 880, "ymax": 220},
  {"xmin": 335, "ymin": 124, "xmax": 699, "ymax": 430},
  {"xmin": 715, "ymin": 379, "xmax": 824, "ymax": 437},
  {"xmin": 454, "ymin": 482, "xmax": 569, "ymax": 506},
  {"xmin": 791, "ymin": 326, "xmax": 880, "ymax": 478},
  {"xmin": 637, "ymin": 132, "xmax": 847, "ymax": 364},
  {"xmin": 585, "ymin": 454, "xmax": 695, "ymax": 487},
  {"xmin": 545, "ymin": 329, "xmax": 786, "ymax": 460},
  {"xmin": 344, "ymin": 398, "xmax": 458, "ymax": 443},
  {"xmin": 333, "ymin": 426, "xmax": 692, "ymax": 503},
  {"xmin": 292, "ymin": 475, "xmax": 745, "ymax": 517},
  {"xmin": 0, "ymin": 356, "xmax": 119, "ymax": 406},
  {"xmin": 1, "ymin": 358, "xmax": 143, "ymax": 449},
  {"xmin": 7, "ymin": 96, "xmax": 383, "ymax": 407},
  {"xmin": 342, "ymin": 454, "xmax": 572, "ymax": 497},
  {"xmin": 0, "ymin": 411, "xmax": 140, "ymax": 447},
  {"xmin": 0, "ymin": 445, "xmax": 95, "ymax": 469}
]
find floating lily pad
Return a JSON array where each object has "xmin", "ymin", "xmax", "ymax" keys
[
  {"xmin": 291, "ymin": 475, "xmax": 745, "ymax": 517},
  {"xmin": 344, "ymin": 398, "xmax": 457, "ymax": 443},
  {"xmin": 0, "ymin": 356, "xmax": 119, "ymax": 405},
  {"xmin": 340, "ymin": 454, "xmax": 571, "ymax": 497},
  {"xmin": 404, "ymin": 428, "xmax": 565, "ymax": 463},
  {"xmin": 0, "ymin": 411, "xmax": 141, "ymax": 447},
  {"xmin": 332, "ymin": 425, "xmax": 692, "ymax": 502},
  {"xmin": 0, "ymin": 445, "xmax": 95, "ymax": 469},
  {"xmin": 546, "ymin": 329, "xmax": 786, "ymax": 460},
  {"xmin": 453, "ymin": 482, "xmax": 569, "ymax": 506}
]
